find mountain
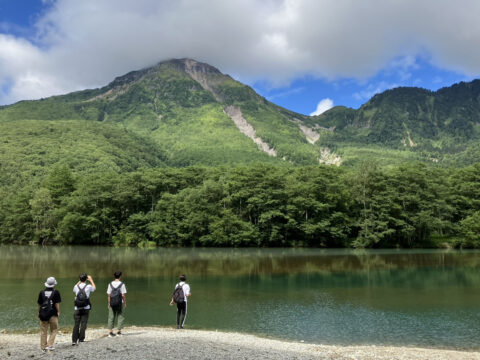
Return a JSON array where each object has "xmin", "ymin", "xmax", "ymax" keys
[
  {"xmin": 309, "ymin": 80, "xmax": 480, "ymax": 165},
  {"xmin": 0, "ymin": 59, "xmax": 331, "ymax": 169},
  {"xmin": 1, "ymin": 58, "xmax": 480, "ymax": 180}
]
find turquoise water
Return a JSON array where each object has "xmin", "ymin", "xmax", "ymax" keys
[{"xmin": 1, "ymin": 246, "xmax": 480, "ymax": 349}]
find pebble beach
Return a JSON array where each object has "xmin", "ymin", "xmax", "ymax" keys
[{"xmin": 1, "ymin": 326, "xmax": 480, "ymax": 360}]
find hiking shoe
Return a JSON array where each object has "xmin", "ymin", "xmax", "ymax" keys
[
  {"xmin": 117, "ymin": 331, "xmax": 122, "ymax": 336},
  {"xmin": 108, "ymin": 332, "xmax": 116, "ymax": 338}
]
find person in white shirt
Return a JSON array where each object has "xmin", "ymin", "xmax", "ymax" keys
[
  {"xmin": 72, "ymin": 273, "xmax": 96, "ymax": 345},
  {"xmin": 169, "ymin": 274, "xmax": 191, "ymax": 329},
  {"xmin": 107, "ymin": 270, "xmax": 127, "ymax": 337}
]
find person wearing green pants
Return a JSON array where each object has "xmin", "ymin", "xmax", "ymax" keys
[{"xmin": 107, "ymin": 271, "xmax": 127, "ymax": 337}]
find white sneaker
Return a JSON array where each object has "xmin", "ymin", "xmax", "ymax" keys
[{"xmin": 45, "ymin": 346, "xmax": 55, "ymax": 350}]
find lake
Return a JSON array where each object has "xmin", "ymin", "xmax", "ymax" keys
[{"xmin": 1, "ymin": 246, "xmax": 480, "ymax": 349}]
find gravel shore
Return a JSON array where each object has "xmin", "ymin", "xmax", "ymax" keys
[{"xmin": 1, "ymin": 326, "xmax": 480, "ymax": 360}]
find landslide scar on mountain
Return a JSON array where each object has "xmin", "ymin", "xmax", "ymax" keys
[
  {"xmin": 224, "ymin": 106, "xmax": 277, "ymax": 157},
  {"xmin": 182, "ymin": 59, "xmax": 223, "ymax": 101},
  {"xmin": 291, "ymin": 118, "xmax": 320, "ymax": 144},
  {"xmin": 402, "ymin": 130, "xmax": 417, "ymax": 147},
  {"xmin": 84, "ymin": 84, "xmax": 129, "ymax": 103},
  {"xmin": 318, "ymin": 147, "xmax": 342, "ymax": 166}
]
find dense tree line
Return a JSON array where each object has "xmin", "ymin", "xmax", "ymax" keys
[{"xmin": 1, "ymin": 163, "xmax": 479, "ymax": 248}]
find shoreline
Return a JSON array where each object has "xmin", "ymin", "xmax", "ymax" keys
[
  {"xmin": 2, "ymin": 324, "xmax": 480, "ymax": 352},
  {"xmin": 1, "ymin": 326, "xmax": 480, "ymax": 360}
]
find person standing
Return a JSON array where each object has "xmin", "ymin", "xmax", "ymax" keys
[
  {"xmin": 107, "ymin": 270, "xmax": 127, "ymax": 337},
  {"xmin": 37, "ymin": 276, "xmax": 61, "ymax": 352},
  {"xmin": 169, "ymin": 274, "xmax": 191, "ymax": 329},
  {"xmin": 72, "ymin": 273, "xmax": 96, "ymax": 345}
]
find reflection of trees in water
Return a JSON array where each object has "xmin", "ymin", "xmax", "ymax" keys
[{"xmin": 2, "ymin": 246, "xmax": 480, "ymax": 283}]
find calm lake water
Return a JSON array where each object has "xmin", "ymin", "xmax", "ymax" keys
[{"xmin": 1, "ymin": 246, "xmax": 480, "ymax": 349}]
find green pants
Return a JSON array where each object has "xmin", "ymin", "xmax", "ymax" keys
[{"xmin": 108, "ymin": 306, "xmax": 125, "ymax": 330}]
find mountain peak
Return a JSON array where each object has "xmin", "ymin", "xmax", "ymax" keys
[
  {"xmin": 164, "ymin": 58, "xmax": 223, "ymax": 76},
  {"xmin": 108, "ymin": 58, "xmax": 224, "ymax": 88}
]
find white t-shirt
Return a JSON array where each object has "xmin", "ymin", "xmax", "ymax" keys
[
  {"xmin": 175, "ymin": 282, "xmax": 191, "ymax": 302},
  {"xmin": 73, "ymin": 283, "xmax": 95, "ymax": 310},
  {"xmin": 107, "ymin": 281, "xmax": 127, "ymax": 295}
]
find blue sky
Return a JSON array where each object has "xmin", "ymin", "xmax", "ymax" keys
[
  {"xmin": 1, "ymin": 1, "xmax": 480, "ymax": 115},
  {"xmin": 0, "ymin": 0, "xmax": 37, "ymax": 27},
  {"xmin": 254, "ymin": 56, "xmax": 475, "ymax": 114},
  {"xmin": 0, "ymin": 0, "xmax": 47, "ymax": 38}
]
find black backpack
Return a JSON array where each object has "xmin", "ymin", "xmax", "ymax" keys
[
  {"xmin": 109, "ymin": 282, "xmax": 123, "ymax": 309},
  {"xmin": 74, "ymin": 284, "xmax": 90, "ymax": 308},
  {"xmin": 173, "ymin": 284, "xmax": 185, "ymax": 304},
  {"xmin": 39, "ymin": 290, "xmax": 55, "ymax": 321}
]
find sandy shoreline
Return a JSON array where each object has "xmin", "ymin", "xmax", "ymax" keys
[{"xmin": 1, "ymin": 326, "xmax": 480, "ymax": 360}]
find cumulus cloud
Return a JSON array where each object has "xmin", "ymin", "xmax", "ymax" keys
[
  {"xmin": 310, "ymin": 98, "xmax": 334, "ymax": 116},
  {"xmin": 1, "ymin": 0, "xmax": 480, "ymax": 104}
]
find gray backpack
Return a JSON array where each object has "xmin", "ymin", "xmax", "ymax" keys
[{"xmin": 173, "ymin": 284, "xmax": 185, "ymax": 304}]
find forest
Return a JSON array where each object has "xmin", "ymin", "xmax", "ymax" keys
[{"xmin": 1, "ymin": 162, "xmax": 479, "ymax": 248}]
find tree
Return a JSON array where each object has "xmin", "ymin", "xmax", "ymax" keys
[
  {"xmin": 460, "ymin": 212, "xmax": 480, "ymax": 247},
  {"xmin": 44, "ymin": 165, "xmax": 76, "ymax": 202},
  {"xmin": 30, "ymin": 188, "xmax": 56, "ymax": 244}
]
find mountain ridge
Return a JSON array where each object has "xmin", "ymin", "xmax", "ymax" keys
[
  {"xmin": 310, "ymin": 78, "xmax": 480, "ymax": 165},
  {"xmin": 1, "ymin": 58, "xmax": 480, "ymax": 169}
]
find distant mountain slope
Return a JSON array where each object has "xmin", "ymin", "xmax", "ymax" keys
[
  {"xmin": 310, "ymin": 80, "xmax": 480, "ymax": 165},
  {"xmin": 0, "ymin": 120, "xmax": 166, "ymax": 189}
]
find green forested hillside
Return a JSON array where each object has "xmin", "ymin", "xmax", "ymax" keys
[
  {"xmin": 0, "ymin": 120, "xmax": 165, "ymax": 188},
  {"xmin": 312, "ymin": 80, "xmax": 480, "ymax": 165},
  {"xmin": 1, "ymin": 59, "xmax": 480, "ymax": 247}
]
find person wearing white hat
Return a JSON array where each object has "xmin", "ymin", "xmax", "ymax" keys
[{"xmin": 37, "ymin": 276, "xmax": 62, "ymax": 352}]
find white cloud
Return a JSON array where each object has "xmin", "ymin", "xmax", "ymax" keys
[
  {"xmin": 1, "ymin": 0, "xmax": 480, "ymax": 104},
  {"xmin": 387, "ymin": 55, "xmax": 420, "ymax": 81},
  {"xmin": 353, "ymin": 81, "xmax": 399, "ymax": 102},
  {"xmin": 267, "ymin": 87, "xmax": 305, "ymax": 100},
  {"xmin": 0, "ymin": 34, "xmax": 63, "ymax": 103},
  {"xmin": 310, "ymin": 98, "xmax": 334, "ymax": 116}
]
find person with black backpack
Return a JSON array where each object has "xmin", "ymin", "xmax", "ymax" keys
[
  {"xmin": 107, "ymin": 270, "xmax": 127, "ymax": 337},
  {"xmin": 72, "ymin": 273, "xmax": 96, "ymax": 346},
  {"xmin": 169, "ymin": 274, "xmax": 191, "ymax": 329},
  {"xmin": 37, "ymin": 277, "xmax": 61, "ymax": 352}
]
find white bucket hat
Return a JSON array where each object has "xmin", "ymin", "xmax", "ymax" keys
[{"xmin": 44, "ymin": 277, "xmax": 57, "ymax": 288}]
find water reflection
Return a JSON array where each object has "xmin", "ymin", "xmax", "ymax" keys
[
  {"xmin": 2, "ymin": 246, "xmax": 480, "ymax": 349},
  {"xmin": 2, "ymin": 246, "xmax": 480, "ymax": 279}
]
